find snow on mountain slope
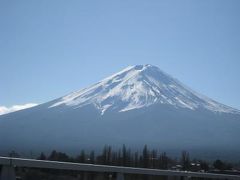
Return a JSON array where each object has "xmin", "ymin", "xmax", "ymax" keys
[{"xmin": 49, "ymin": 64, "xmax": 239, "ymax": 115}]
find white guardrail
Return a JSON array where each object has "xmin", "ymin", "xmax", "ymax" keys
[{"xmin": 0, "ymin": 156, "xmax": 240, "ymax": 180}]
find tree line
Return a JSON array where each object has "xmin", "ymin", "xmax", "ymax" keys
[{"xmin": 22, "ymin": 144, "xmax": 233, "ymax": 172}]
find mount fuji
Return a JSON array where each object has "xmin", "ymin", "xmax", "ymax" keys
[
  {"xmin": 0, "ymin": 65, "xmax": 240, "ymax": 159},
  {"xmin": 50, "ymin": 64, "xmax": 239, "ymax": 114}
]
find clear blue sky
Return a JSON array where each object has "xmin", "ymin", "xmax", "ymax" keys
[{"xmin": 1, "ymin": 0, "xmax": 240, "ymax": 109}]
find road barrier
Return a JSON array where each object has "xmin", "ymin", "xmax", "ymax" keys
[{"xmin": 0, "ymin": 156, "xmax": 239, "ymax": 180}]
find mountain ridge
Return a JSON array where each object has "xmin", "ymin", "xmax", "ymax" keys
[{"xmin": 48, "ymin": 64, "xmax": 239, "ymax": 115}]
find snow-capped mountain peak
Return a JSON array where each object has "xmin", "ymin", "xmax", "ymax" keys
[{"xmin": 49, "ymin": 65, "xmax": 239, "ymax": 115}]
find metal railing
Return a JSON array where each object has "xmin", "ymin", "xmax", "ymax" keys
[{"xmin": 0, "ymin": 156, "xmax": 240, "ymax": 180}]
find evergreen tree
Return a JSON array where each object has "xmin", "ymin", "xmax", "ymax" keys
[
  {"xmin": 126, "ymin": 148, "xmax": 132, "ymax": 167},
  {"xmin": 107, "ymin": 146, "xmax": 112, "ymax": 165},
  {"xmin": 38, "ymin": 152, "xmax": 47, "ymax": 160},
  {"xmin": 134, "ymin": 152, "xmax": 139, "ymax": 167},
  {"xmin": 181, "ymin": 151, "xmax": 190, "ymax": 171},
  {"xmin": 89, "ymin": 150, "xmax": 95, "ymax": 164},
  {"xmin": 122, "ymin": 144, "xmax": 127, "ymax": 166},
  {"xmin": 159, "ymin": 152, "xmax": 168, "ymax": 169},
  {"xmin": 150, "ymin": 149, "xmax": 157, "ymax": 168},
  {"xmin": 101, "ymin": 145, "xmax": 108, "ymax": 164},
  {"xmin": 48, "ymin": 150, "xmax": 58, "ymax": 161},
  {"xmin": 77, "ymin": 150, "xmax": 86, "ymax": 163},
  {"xmin": 142, "ymin": 145, "xmax": 149, "ymax": 168},
  {"xmin": 117, "ymin": 149, "xmax": 122, "ymax": 166},
  {"xmin": 111, "ymin": 151, "xmax": 118, "ymax": 166}
]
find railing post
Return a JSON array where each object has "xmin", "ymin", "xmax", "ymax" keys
[
  {"xmin": 0, "ymin": 165, "xmax": 16, "ymax": 180},
  {"xmin": 116, "ymin": 173, "xmax": 124, "ymax": 180}
]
